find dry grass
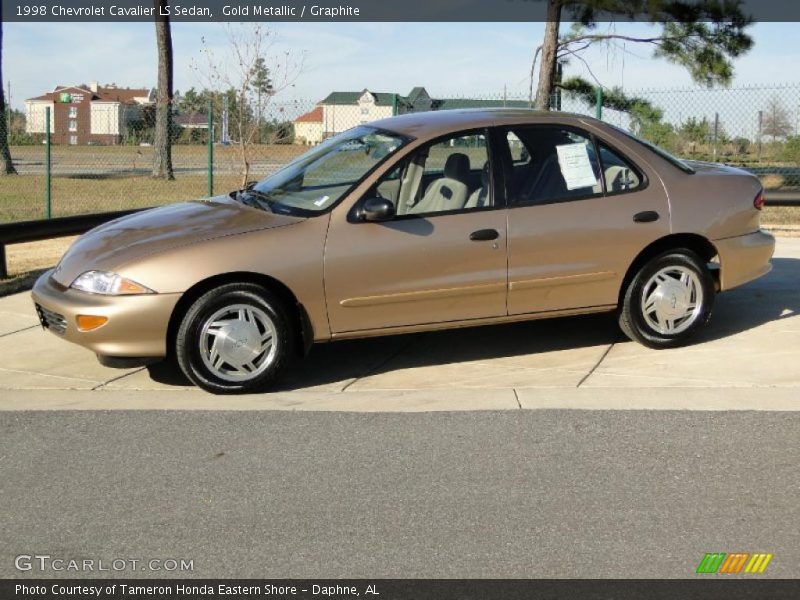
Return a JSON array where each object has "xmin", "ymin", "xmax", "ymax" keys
[
  {"xmin": 0, "ymin": 236, "xmax": 77, "ymax": 296},
  {"xmin": 0, "ymin": 174, "xmax": 245, "ymax": 222},
  {"xmin": 2, "ymin": 143, "xmax": 306, "ymax": 223},
  {"xmin": 762, "ymin": 206, "xmax": 800, "ymax": 228},
  {"xmin": 7, "ymin": 236, "xmax": 77, "ymax": 275}
]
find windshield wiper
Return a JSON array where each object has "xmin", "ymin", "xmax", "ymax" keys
[{"xmin": 234, "ymin": 188, "xmax": 274, "ymax": 212}]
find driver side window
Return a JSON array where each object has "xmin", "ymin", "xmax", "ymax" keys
[{"xmin": 372, "ymin": 131, "xmax": 493, "ymax": 217}]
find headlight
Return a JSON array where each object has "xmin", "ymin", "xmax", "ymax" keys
[{"xmin": 70, "ymin": 271, "xmax": 154, "ymax": 295}]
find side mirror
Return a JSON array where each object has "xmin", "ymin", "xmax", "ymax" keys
[{"xmin": 361, "ymin": 196, "xmax": 395, "ymax": 222}]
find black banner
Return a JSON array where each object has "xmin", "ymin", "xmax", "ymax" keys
[
  {"xmin": 4, "ymin": 0, "xmax": 800, "ymax": 22},
  {"xmin": 3, "ymin": 580, "xmax": 800, "ymax": 600}
]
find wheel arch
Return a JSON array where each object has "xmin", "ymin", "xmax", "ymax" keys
[
  {"xmin": 618, "ymin": 233, "xmax": 719, "ymax": 306},
  {"xmin": 166, "ymin": 271, "xmax": 314, "ymax": 359}
]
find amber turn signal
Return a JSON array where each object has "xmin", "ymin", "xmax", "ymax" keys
[{"xmin": 76, "ymin": 315, "xmax": 109, "ymax": 332}]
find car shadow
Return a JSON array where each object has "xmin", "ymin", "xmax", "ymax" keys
[
  {"xmin": 692, "ymin": 257, "xmax": 800, "ymax": 343},
  {"xmin": 145, "ymin": 257, "xmax": 800, "ymax": 392}
]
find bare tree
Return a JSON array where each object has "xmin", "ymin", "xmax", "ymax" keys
[
  {"xmin": 152, "ymin": 0, "xmax": 174, "ymax": 179},
  {"xmin": 0, "ymin": 16, "xmax": 17, "ymax": 175},
  {"xmin": 195, "ymin": 23, "xmax": 302, "ymax": 187},
  {"xmin": 762, "ymin": 97, "xmax": 792, "ymax": 142}
]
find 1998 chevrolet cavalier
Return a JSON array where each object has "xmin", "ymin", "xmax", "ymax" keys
[{"xmin": 32, "ymin": 110, "xmax": 775, "ymax": 393}]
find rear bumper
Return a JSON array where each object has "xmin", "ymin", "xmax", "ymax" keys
[
  {"xmin": 31, "ymin": 269, "xmax": 181, "ymax": 358},
  {"xmin": 716, "ymin": 230, "xmax": 775, "ymax": 291}
]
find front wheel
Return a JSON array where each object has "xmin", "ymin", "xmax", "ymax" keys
[
  {"xmin": 619, "ymin": 250, "xmax": 715, "ymax": 349},
  {"xmin": 175, "ymin": 283, "xmax": 294, "ymax": 394}
]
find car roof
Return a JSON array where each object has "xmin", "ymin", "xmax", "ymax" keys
[{"xmin": 370, "ymin": 108, "xmax": 602, "ymax": 139}]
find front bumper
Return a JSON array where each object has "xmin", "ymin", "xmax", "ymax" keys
[
  {"xmin": 715, "ymin": 230, "xmax": 776, "ymax": 291},
  {"xmin": 31, "ymin": 270, "xmax": 181, "ymax": 358}
]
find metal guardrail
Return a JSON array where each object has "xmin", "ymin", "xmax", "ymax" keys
[
  {"xmin": 0, "ymin": 209, "xmax": 148, "ymax": 280},
  {"xmin": 764, "ymin": 192, "xmax": 800, "ymax": 207}
]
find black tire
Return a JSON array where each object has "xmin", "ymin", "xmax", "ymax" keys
[
  {"xmin": 175, "ymin": 283, "xmax": 294, "ymax": 394},
  {"xmin": 619, "ymin": 249, "xmax": 715, "ymax": 349}
]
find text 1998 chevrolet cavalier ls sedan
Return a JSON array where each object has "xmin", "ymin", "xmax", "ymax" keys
[{"xmin": 32, "ymin": 109, "xmax": 775, "ymax": 393}]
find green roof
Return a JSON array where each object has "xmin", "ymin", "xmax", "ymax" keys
[
  {"xmin": 321, "ymin": 90, "xmax": 409, "ymax": 107},
  {"xmin": 319, "ymin": 89, "xmax": 531, "ymax": 111},
  {"xmin": 434, "ymin": 98, "xmax": 531, "ymax": 110},
  {"xmin": 407, "ymin": 87, "xmax": 429, "ymax": 102}
]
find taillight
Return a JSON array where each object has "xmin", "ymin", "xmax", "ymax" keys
[{"xmin": 753, "ymin": 190, "xmax": 765, "ymax": 210}]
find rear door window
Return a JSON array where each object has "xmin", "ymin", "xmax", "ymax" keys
[{"xmin": 503, "ymin": 126, "xmax": 603, "ymax": 206}]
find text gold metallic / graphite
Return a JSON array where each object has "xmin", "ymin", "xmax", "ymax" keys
[{"xmin": 221, "ymin": 5, "xmax": 361, "ymax": 17}]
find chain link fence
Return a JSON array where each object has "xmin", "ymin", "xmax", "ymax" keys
[{"xmin": 3, "ymin": 83, "xmax": 799, "ymax": 224}]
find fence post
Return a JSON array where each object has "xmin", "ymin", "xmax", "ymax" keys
[
  {"xmin": 0, "ymin": 245, "xmax": 6, "ymax": 280},
  {"xmin": 713, "ymin": 112, "xmax": 719, "ymax": 162},
  {"xmin": 757, "ymin": 110, "xmax": 763, "ymax": 163},
  {"xmin": 595, "ymin": 87, "xmax": 603, "ymax": 120},
  {"xmin": 45, "ymin": 107, "xmax": 52, "ymax": 219},
  {"xmin": 392, "ymin": 94, "xmax": 398, "ymax": 116},
  {"xmin": 207, "ymin": 100, "xmax": 214, "ymax": 197}
]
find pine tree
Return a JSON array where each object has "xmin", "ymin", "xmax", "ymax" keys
[{"xmin": 532, "ymin": 0, "xmax": 753, "ymax": 110}]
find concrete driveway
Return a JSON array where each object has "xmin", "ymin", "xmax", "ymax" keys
[{"xmin": 1, "ymin": 236, "xmax": 799, "ymax": 412}]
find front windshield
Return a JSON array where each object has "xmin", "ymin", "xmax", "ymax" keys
[{"xmin": 244, "ymin": 126, "xmax": 409, "ymax": 216}]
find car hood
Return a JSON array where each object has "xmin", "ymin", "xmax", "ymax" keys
[{"xmin": 52, "ymin": 195, "xmax": 303, "ymax": 287}]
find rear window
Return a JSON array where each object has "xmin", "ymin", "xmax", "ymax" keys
[{"xmin": 610, "ymin": 125, "xmax": 695, "ymax": 175}]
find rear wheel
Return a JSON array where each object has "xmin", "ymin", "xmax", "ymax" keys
[
  {"xmin": 619, "ymin": 250, "xmax": 715, "ymax": 349},
  {"xmin": 176, "ymin": 283, "xmax": 294, "ymax": 394}
]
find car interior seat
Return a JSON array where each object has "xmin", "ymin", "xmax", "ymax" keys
[{"xmin": 409, "ymin": 153, "xmax": 471, "ymax": 214}]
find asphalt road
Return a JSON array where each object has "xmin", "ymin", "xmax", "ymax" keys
[{"xmin": 2, "ymin": 409, "xmax": 798, "ymax": 579}]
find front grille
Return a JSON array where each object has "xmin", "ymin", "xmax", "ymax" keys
[{"xmin": 35, "ymin": 304, "xmax": 67, "ymax": 335}]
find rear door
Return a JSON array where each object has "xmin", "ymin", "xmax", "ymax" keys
[{"xmin": 501, "ymin": 124, "xmax": 670, "ymax": 315}]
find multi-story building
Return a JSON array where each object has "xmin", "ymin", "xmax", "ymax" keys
[
  {"xmin": 293, "ymin": 87, "xmax": 528, "ymax": 145},
  {"xmin": 25, "ymin": 82, "xmax": 154, "ymax": 145}
]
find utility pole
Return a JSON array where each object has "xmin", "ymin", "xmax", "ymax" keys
[{"xmin": 221, "ymin": 94, "xmax": 229, "ymax": 144}]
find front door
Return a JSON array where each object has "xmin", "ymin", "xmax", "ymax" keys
[{"xmin": 324, "ymin": 129, "xmax": 508, "ymax": 334}]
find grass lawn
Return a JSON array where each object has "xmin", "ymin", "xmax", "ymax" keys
[
  {"xmin": 2, "ymin": 143, "xmax": 306, "ymax": 222},
  {"xmin": 0, "ymin": 173, "xmax": 247, "ymax": 222}
]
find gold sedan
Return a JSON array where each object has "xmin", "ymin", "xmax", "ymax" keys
[{"xmin": 32, "ymin": 109, "xmax": 775, "ymax": 393}]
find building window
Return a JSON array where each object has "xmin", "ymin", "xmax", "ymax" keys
[
  {"xmin": 68, "ymin": 106, "xmax": 78, "ymax": 118},
  {"xmin": 69, "ymin": 135, "xmax": 78, "ymax": 145},
  {"xmin": 69, "ymin": 119, "xmax": 77, "ymax": 132}
]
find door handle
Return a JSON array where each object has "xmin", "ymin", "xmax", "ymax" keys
[
  {"xmin": 633, "ymin": 211, "xmax": 660, "ymax": 223},
  {"xmin": 469, "ymin": 229, "xmax": 500, "ymax": 241}
]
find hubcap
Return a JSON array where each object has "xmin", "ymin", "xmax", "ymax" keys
[
  {"xmin": 199, "ymin": 304, "xmax": 277, "ymax": 382},
  {"xmin": 640, "ymin": 266, "xmax": 703, "ymax": 335}
]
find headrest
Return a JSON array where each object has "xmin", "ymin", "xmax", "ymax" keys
[{"xmin": 443, "ymin": 153, "xmax": 470, "ymax": 182}]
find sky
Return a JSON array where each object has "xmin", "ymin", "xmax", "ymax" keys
[{"xmin": 3, "ymin": 21, "xmax": 799, "ymax": 111}]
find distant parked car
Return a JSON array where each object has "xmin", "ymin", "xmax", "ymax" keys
[{"xmin": 32, "ymin": 109, "xmax": 775, "ymax": 393}]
